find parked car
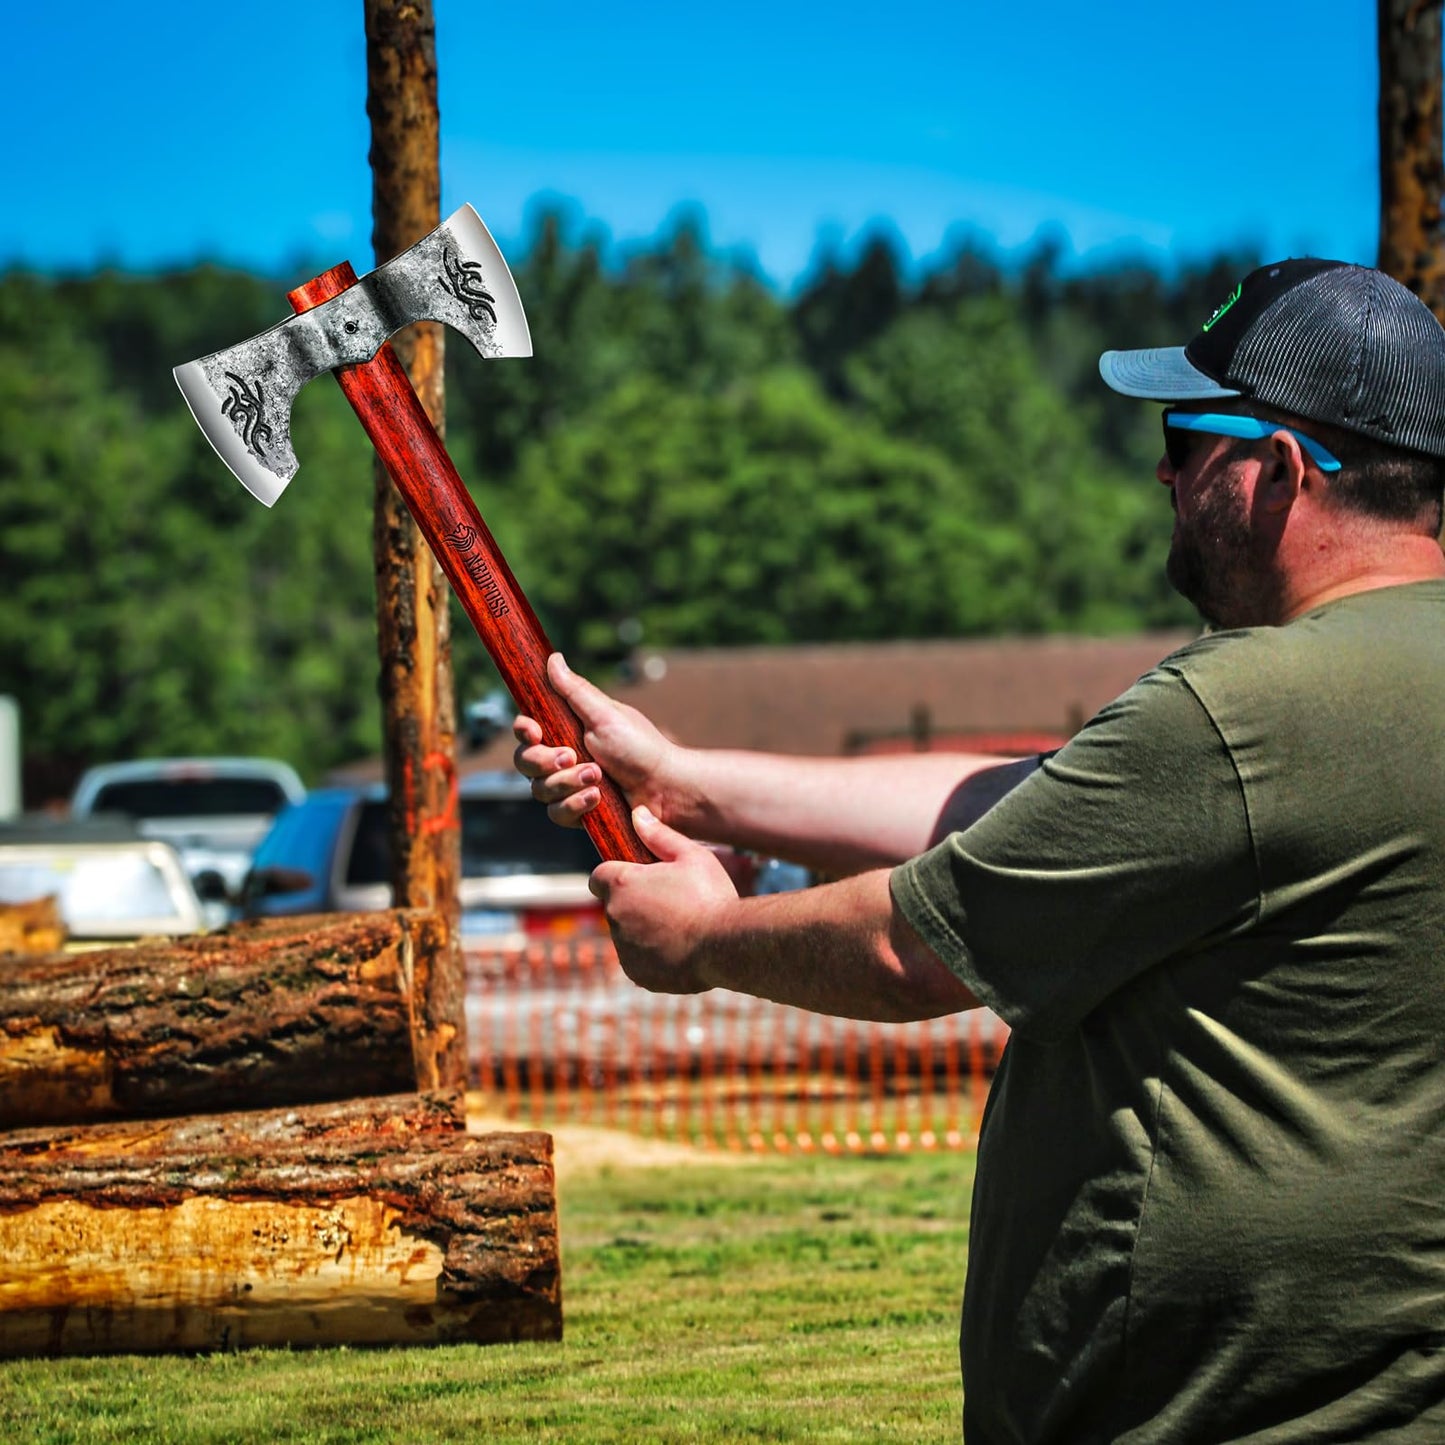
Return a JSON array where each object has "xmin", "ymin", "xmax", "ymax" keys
[
  {"xmin": 242, "ymin": 771, "xmax": 606, "ymax": 946},
  {"xmin": 70, "ymin": 757, "xmax": 306, "ymax": 924},
  {"xmin": 0, "ymin": 817, "xmax": 208, "ymax": 943}
]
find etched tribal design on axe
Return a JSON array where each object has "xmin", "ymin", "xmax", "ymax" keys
[
  {"xmin": 220, "ymin": 371, "xmax": 273, "ymax": 456},
  {"xmin": 174, "ymin": 205, "xmax": 531, "ymax": 507},
  {"xmin": 173, "ymin": 204, "xmax": 655, "ymax": 866},
  {"xmin": 440, "ymin": 246, "xmax": 497, "ymax": 324}
]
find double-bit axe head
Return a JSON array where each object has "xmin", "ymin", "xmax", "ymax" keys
[{"xmin": 173, "ymin": 204, "xmax": 531, "ymax": 506}]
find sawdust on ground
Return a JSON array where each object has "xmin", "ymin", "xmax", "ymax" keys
[{"xmin": 465, "ymin": 1093, "xmax": 757, "ymax": 1183}]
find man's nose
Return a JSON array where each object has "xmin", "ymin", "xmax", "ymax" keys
[{"xmin": 1156, "ymin": 453, "xmax": 1176, "ymax": 486}]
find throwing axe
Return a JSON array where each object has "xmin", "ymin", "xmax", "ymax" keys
[{"xmin": 174, "ymin": 204, "xmax": 651, "ymax": 864}]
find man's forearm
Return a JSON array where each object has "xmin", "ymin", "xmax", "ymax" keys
[
  {"xmin": 690, "ymin": 870, "xmax": 979, "ymax": 1022},
  {"xmin": 662, "ymin": 749, "xmax": 1027, "ymax": 875}
]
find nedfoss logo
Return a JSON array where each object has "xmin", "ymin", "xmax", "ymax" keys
[{"xmin": 1202, "ymin": 284, "xmax": 1243, "ymax": 333}]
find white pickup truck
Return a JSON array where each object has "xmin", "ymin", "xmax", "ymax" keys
[{"xmin": 70, "ymin": 757, "xmax": 306, "ymax": 924}]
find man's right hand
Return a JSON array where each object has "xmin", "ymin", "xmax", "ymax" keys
[{"xmin": 513, "ymin": 653, "xmax": 680, "ymax": 830}]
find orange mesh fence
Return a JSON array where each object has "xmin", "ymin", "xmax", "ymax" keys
[{"xmin": 467, "ymin": 936, "xmax": 1008, "ymax": 1151}]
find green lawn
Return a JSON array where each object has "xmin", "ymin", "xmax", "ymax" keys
[{"xmin": 2, "ymin": 1140, "xmax": 974, "ymax": 1443}]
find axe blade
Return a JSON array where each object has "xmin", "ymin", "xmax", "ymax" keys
[{"xmin": 173, "ymin": 204, "xmax": 532, "ymax": 507}]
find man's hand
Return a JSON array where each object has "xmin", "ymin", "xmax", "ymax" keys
[
  {"xmin": 589, "ymin": 805, "xmax": 736, "ymax": 994},
  {"xmin": 513, "ymin": 654, "xmax": 679, "ymax": 829}
]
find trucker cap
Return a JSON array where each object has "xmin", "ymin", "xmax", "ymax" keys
[{"xmin": 1099, "ymin": 259, "xmax": 1445, "ymax": 459}]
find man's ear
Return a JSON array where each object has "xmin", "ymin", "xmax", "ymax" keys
[{"xmin": 1257, "ymin": 429, "xmax": 1309, "ymax": 514}]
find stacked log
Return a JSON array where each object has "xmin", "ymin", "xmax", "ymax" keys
[
  {"xmin": 0, "ymin": 910, "xmax": 461, "ymax": 1130},
  {"xmin": 0, "ymin": 910, "xmax": 563, "ymax": 1356}
]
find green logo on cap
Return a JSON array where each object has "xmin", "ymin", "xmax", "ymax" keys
[{"xmin": 1202, "ymin": 284, "xmax": 1242, "ymax": 333}]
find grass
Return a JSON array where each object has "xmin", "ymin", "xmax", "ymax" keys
[{"xmin": 1, "ymin": 1141, "xmax": 975, "ymax": 1444}]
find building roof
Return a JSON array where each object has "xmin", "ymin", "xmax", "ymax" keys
[{"xmin": 328, "ymin": 630, "xmax": 1200, "ymax": 783}]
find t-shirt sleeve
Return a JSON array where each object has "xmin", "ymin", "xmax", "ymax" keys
[{"xmin": 891, "ymin": 666, "xmax": 1257, "ymax": 1042}]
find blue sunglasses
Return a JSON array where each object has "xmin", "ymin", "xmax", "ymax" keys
[{"xmin": 1162, "ymin": 411, "xmax": 1342, "ymax": 473}]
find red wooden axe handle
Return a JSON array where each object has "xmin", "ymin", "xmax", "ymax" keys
[{"xmin": 289, "ymin": 264, "xmax": 653, "ymax": 866}]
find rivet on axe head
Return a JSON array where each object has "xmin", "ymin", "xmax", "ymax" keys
[{"xmin": 174, "ymin": 205, "xmax": 653, "ymax": 865}]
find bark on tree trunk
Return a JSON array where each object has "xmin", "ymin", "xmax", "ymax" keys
[
  {"xmin": 1378, "ymin": 0, "xmax": 1445, "ymax": 320},
  {"xmin": 0, "ymin": 1091, "xmax": 562, "ymax": 1356},
  {"xmin": 362, "ymin": 0, "xmax": 466, "ymax": 1089},
  {"xmin": 0, "ymin": 911, "xmax": 460, "ymax": 1129}
]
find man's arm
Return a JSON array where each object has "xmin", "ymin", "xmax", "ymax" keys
[
  {"xmin": 515, "ymin": 654, "xmax": 1024, "ymax": 874},
  {"xmin": 592, "ymin": 805, "xmax": 980, "ymax": 1021}
]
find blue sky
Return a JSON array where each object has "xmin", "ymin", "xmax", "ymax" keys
[{"xmin": 3, "ymin": 1, "xmax": 1381, "ymax": 290}]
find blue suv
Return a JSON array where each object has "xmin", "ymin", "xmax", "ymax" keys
[{"xmin": 244, "ymin": 771, "xmax": 605, "ymax": 946}]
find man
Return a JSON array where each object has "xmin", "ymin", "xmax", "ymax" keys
[{"xmin": 515, "ymin": 260, "xmax": 1445, "ymax": 1441}]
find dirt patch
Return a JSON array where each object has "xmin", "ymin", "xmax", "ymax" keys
[{"xmin": 465, "ymin": 1094, "xmax": 757, "ymax": 1181}]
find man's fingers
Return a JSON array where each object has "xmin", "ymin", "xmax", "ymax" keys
[
  {"xmin": 631, "ymin": 805, "xmax": 694, "ymax": 862},
  {"xmin": 546, "ymin": 788, "xmax": 600, "ymax": 828},
  {"xmin": 589, "ymin": 862, "xmax": 622, "ymax": 901},
  {"xmin": 547, "ymin": 653, "xmax": 618, "ymax": 729},
  {"xmin": 587, "ymin": 815, "xmax": 689, "ymax": 904},
  {"xmin": 530, "ymin": 759, "xmax": 601, "ymax": 803},
  {"xmin": 514, "ymin": 739, "xmax": 578, "ymax": 782}
]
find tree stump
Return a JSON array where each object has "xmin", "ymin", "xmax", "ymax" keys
[
  {"xmin": 0, "ymin": 910, "xmax": 465, "ymax": 1129},
  {"xmin": 0, "ymin": 1090, "xmax": 561, "ymax": 1356}
]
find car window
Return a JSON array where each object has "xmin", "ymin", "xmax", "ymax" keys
[
  {"xmin": 0, "ymin": 846, "xmax": 201, "ymax": 935},
  {"xmin": 250, "ymin": 797, "xmax": 346, "ymax": 879},
  {"xmin": 461, "ymin": 795, "xmax": 600, "ymax": 875},
  {"xmin": 90, "ymin": 778, "xmax": 291, "ymax": 818},
  {"xmin": 345, "ymin": 802, "xmax": 394, "ymax": 887},
  {"xmin": 345, "ymin": 797, "xmax": 599, "ymax": 886}
]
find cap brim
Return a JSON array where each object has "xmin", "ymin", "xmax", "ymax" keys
[{"xmin": 1098, "ymin": 346, "xmax": 1242, "ymax": 401}]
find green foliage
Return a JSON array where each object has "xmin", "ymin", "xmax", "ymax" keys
[
  {"xmin": 511, "ymin": 366, "xmax": 1030, "ymax": 660},
  {"xmin": 0, "ymin": 212, "xmax": 1229, "ymax": 797},
  {"xmin": 0, "ymin": 272, "xmax": 381, "ymax": 787},
  {"xmin": 845, "ymin": 296, "xmax": 1190, "ymax": 633}
]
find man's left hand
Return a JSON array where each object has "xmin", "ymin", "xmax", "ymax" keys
[{"xmin": 589, "ymin": 806, "xmax": 736, "ymax": 994}]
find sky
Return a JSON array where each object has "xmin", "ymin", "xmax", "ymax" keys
[{"xmin": 3, "ymin": 0, "xmax": 1383, "ymax": 292}]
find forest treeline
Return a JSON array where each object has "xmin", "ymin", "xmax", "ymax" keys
[{"xmin": 0, "ymin": 209, "xmax": 1261, "ymax": 794}]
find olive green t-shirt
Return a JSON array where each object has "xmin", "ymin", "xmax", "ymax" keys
[{"xmin": 892, "ymin": 580, "xmax": 1445, "ymax": 1443}]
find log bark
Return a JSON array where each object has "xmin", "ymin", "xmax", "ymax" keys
[
  {"xmin": 1378, "ymin": 0, "xmax": 1445, "ymax": 320},
  {"xmin": 0, "ymin": 910, "xmax": 462, "ymax": 1129},
  {"xmin": 0, "ymin": 1091, "xmax": 562, "ymax": 1356},
  {"xmin": 361, "ymin": 0, "xmax": 466, "ymax": 1090}
]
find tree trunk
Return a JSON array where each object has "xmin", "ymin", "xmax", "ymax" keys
[
  {"xmin": 1378, "ymin": 0, "xmax": 1445, "ymax": 320},
  {"xmin": 0, "ymin": 911, "xmax": 461, "ymax": 1129},
  {"xmin": 0, "ymin": 1091, "xmax": 562, "ymax": 1356},
  {"xmin": 362, "ymin": 0, "xmax": 466, "ymax": 1089}
]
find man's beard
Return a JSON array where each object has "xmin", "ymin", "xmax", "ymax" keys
[{"xmin": 1166, "ymin": 469, "xmax": 1282, "ymax": 629}]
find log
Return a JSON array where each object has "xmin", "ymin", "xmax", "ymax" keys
[
  {"xmin": 0, "ymin": 1091, "xmax": 562, "ymax": 1356},
  {"xmin": 0, "ymin": 896, "xmax": 65, "ymax": 956},
  {"xmin": 0, "ymin": 910, "xmax": 464, "ymax": 1129}
]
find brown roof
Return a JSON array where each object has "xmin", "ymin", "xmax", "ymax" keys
[{"xmin": 328, "ymin": 630, "xmax": 1199, "ymax": 783}]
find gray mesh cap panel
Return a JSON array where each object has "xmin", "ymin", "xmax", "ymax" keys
[{"xmin": 1232, "ymin": 266, "xmax": 1445, "ymax": 457}]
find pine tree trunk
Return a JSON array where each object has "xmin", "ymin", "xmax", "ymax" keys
[
  {"xmin": 362, "ymin": 1, "xmax": 466, "ymax": 1087},
  {"xmin": 0, "ymin": 1091, "xmax": 561, "ymax": 1356},
  {"xmin": 1378, "ymin": 0, "xmax": 1445, "ymax": 319},
  {"xmin": 0, "ymin": 911, "xmax": 461, "ymax": 1129}
]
